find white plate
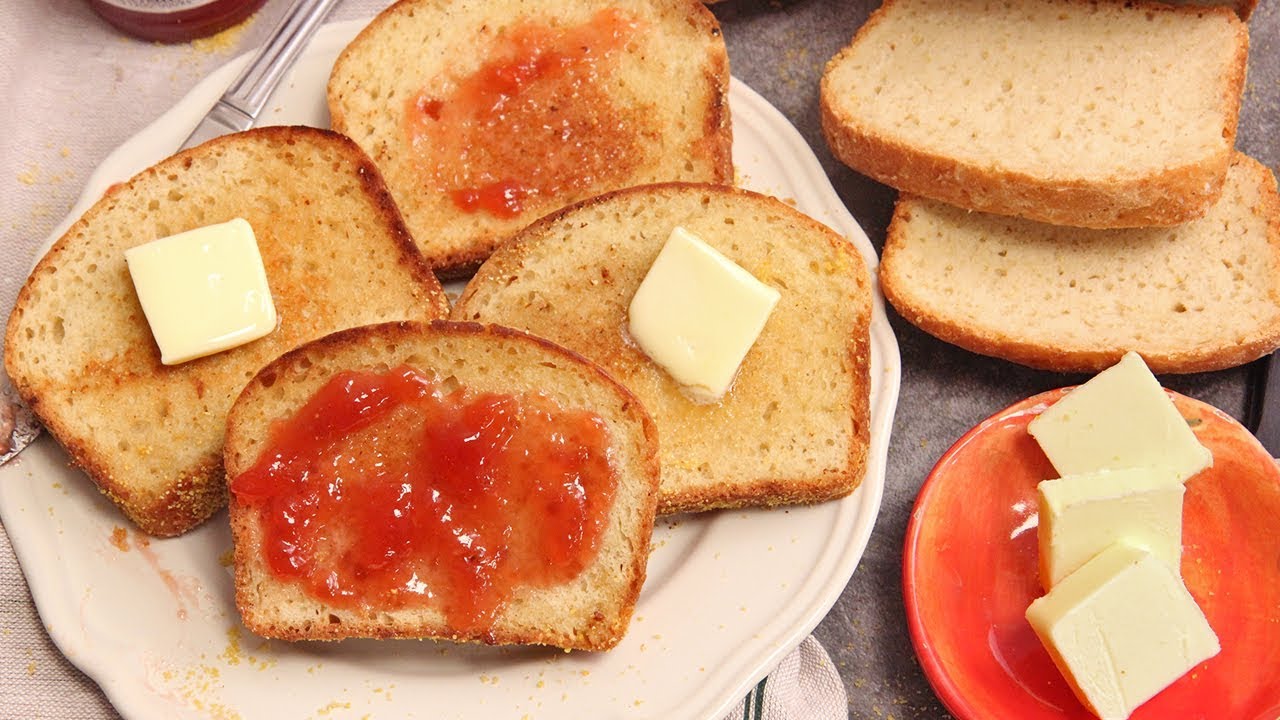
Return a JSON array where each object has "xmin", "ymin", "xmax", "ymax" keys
[{"xmin": 0, "ymin": 19, "xmax": 900, "ymax": 720}]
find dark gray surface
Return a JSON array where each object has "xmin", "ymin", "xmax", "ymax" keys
[{"xmin": 708, "ymin": 2, "xmax": 1278, "ymax": 718}]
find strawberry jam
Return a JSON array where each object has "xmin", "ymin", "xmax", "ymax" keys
[
  {"xmin": 229, "ymin": 366, "xmax": 618, "ymax": 636},
  {"xmin": 403, "ymin": 8, "xmax": 649, "ymax": 218}
]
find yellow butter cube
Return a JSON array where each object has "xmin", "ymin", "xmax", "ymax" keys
[
  {"xmin": 1026, "ymin": 542, "xmax": 1220, "ymax": 720},
  {"xmin": 125, "ymin": 218, "xmax": 276, "ymax": 365},
  {"xmin": 627, "ymin": 226, "xmax": 780, "ymax": 403}
]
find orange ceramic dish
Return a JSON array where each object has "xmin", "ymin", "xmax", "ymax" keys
[{"xmin": 904, "ymin": 388, "xmax": 1280, "ymax": 720}]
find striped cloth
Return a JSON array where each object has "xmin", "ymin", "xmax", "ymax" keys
[{"xmin": 724, "ymin": 636, "xmax": 848, "ymax": 720}]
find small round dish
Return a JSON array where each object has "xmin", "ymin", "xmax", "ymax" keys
[{"xmin": 904, "ymin": 388, "xmax": 1280, "ymax": 720}]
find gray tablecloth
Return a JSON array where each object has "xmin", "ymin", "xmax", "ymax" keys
[{"xmin": 2, "ymin": 0, "xmax": 1276, "ymax": 718}]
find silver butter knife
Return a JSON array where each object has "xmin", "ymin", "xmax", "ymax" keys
[
  {"xmin": 1, "ymin": 0, "xmax": 339, "ymax": 465},
  {"xmin": 180, "ymin": 0, "xmax": 341, "ymax": 151}
]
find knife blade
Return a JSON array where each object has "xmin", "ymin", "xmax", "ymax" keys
[
  {"xmin": 1, "ymin": 0, "xmax": 339, "ymax": 465},
  {"xmin": 0, "ymin": 380, "xmax": 39, "ymax": 465}
]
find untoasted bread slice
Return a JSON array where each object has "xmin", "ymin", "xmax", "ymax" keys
[
  {"xmin": 327, "ymin": 0, "xmax": 733, "ymax": 277},
  {"xmin": 452, "ymin": 183, "xmax": 872, "ymax": 515},
  {"xmin": 224, "ymin": 320, "xmax": 659, "ymax": 649},
  {"xmin": 4, "ymin": 127, "xmax": 449, "ymax": 536},
  {"xmin": 880, "ymin": 152, "xmax": 1280, "ymax": 374},
  {"xmin": 1168, "ymin": 0, "xmax": 1258, "ymax": 19},
  {"xmin": 820, "ymin": 0, "xmax": 1248, "ymax": 229}
]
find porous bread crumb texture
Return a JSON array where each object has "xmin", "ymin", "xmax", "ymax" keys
[
  {"xmin": 327, "ymin": 0, "xmax": 732, "ymax": 277},
  {"xmin": 880, "ymin": 153, "xmax": 1280, "ymax": 374},
  {"xmin": 820, "ymin": 0, "xmax": 1248, "ymax": 228},
  {"xmin": 223, "ymin": 321, "xmax": 659, "ymax": 649},
  {"xmin": 452, "ymin": 183, "xmax": 873, "ymax": 514},
  {"xmin": 3, "ymin": 126, "xmax": 449, "ymax": 536}
]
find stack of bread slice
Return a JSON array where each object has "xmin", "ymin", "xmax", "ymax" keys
[{"xmin": 821, "ymin": 0, "xmax": 1280, "ymax": 373}]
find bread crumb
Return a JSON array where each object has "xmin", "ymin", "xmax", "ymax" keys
[
  {"xmin": 218, "ymin": 548, "xmax": 234, "ymax": 567},
  {"xmin": 190, "ymin": 12, "xmax": 256, "ymax": 54},
  {"xmin": 25, "ymin": 661, "xmax": 36, "ymax": 676},
  {"xmin": 220, "ymin": 626, "xmax": 243, "ymax": 666},
  {"xmin": 313, "ymin": 701, "xmax": 351, "ymax": 717},
  {"xmin": 110, "ymin": 526, "xmax": 130, "ymax": 551}
]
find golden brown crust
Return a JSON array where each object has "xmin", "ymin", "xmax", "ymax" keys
[
  {"xmin": 819, "ymin": 0, "xmax": 1249, "ymax": 229},
  {"xmin": 880, "ymin": 153, "xmax": 1280, "ymax": 375},
  {"xmin": 225, "ymin": 320, "xmax": 659, "ymax": 649},
  {"xmin": 4, "ymin": 126, "xmax": 450, "ymax": 537},
  {"xmin": 454, "ymin": 182, "xmax": 872, "ymax": 515}
]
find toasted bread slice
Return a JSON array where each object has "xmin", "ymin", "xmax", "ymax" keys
[
  {"xmin": 820, "ymin": 0, "xmax": 1248, "ymax": 229},
  {"xmin": 452, "ymin": 183, "xmax": 872, "ymax": 515},
  {"xmin": 327, "ymin": 0, "xmax": 733, "ymax": 278},
  {"xmin": 880, "ymin": 152, "xmax": 1280, "ymax": 374},
  {"xmin": 4, "ymin": 127, "xmax": 449, "ymax": 536},
  {"xmin": 224, "ymin": 320, "xmax": 659, "ymax": 649}
]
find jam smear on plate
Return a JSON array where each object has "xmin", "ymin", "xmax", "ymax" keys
[{"xmin": 230, "ymin": 366, "xmax": 618, "ymax": 635}]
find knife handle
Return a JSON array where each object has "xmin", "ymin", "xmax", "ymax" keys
[{"xmin": 221, "ymin": 0, "xmax": 343, "ymax": 124}]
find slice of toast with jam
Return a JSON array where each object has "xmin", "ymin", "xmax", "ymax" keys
[
  {"xmin": 327, "ymin": 0, "xmax": 733, "ymax": 277},
  {"xmin": 224, "ymin": 321, "xmax": 659, "ymax": 649}
]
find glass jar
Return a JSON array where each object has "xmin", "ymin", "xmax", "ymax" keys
[{"xmin": 87, "ymin": 0, "xmax": 270, "ymax": 43}]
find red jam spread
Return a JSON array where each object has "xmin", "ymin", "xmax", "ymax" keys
[
  {"xmin": 229, "ymin": 366, "xmax": 618, "ymax": 635},
  {"xmin": 403, "ymin": 8, "xmax": 649, "ymax": 218}
]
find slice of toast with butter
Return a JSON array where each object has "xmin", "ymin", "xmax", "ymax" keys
[
  {"xmin": 4, "ymin": 126, "xmax": 450, "ymax": 536},
  {"xmin": 452, "ymin": 183, "xmax": 873, "ymax": 515},
  {"xmin": 224, "ymin": 320, "xmax": 659, "ymax": 649},
  {"xmin": 327, "ymin": 0, "xmax": 733, "ymax": 277}
]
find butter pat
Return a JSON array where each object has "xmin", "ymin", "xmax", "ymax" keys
[
  {"xmin": 1026, "ymin": 542, "xmax": 1219, "ymax": 720},
  {"xmin": 125, "ymin": 218, "xmax": 276, "ymax": 365},
  {"xmin": 627, "ymin": 226, "xmax": 780, "ymax": 402},
  {"xmin": 1028, "ymin": 352, "xmax": 1212, "ymax": 482},
  {"xmin": 1037, "ymin": 467, "xmax": 1185, "ymax": 590}
]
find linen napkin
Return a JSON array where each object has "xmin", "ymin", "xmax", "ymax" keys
[
  {"xmin": 723, "ymin": 636, "xmax": 850, "ymax": 720},
  {"xmin": 0, "ymin": 2, "xmax": 851, "ymax": 718}
]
